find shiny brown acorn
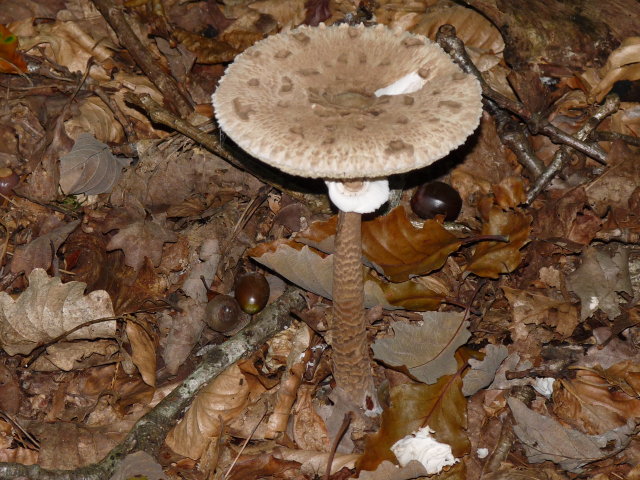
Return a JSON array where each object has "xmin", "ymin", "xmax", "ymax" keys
[
  {"xmin": 204, "ymin": 294, "xmax": 242, "ymax": 333},
  {"xmin": 234, "ymin": 272, "xmax": 270, "ymax": 314}
]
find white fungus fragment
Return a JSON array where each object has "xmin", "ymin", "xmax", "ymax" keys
[
  {"xmin": 532, "ymin": 377, "xmax": 555, "ymax": 398},
  {"xmin": 374, "ymin": 71, "xmax": 426, "ymax": 97},
  {"xmin": 391, "ymin": 426, "xmax": 459, "ymax": 474},
  {"xmin": 588, "ymin": 296, "xmax": 599, "ymax": 310},
  {"xmin": 477, "ymin": 448, "xmax": 489, "ymax": 459}
]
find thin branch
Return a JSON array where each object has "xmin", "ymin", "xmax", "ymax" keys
[
  {"xmin": 526, "ymin": 94, "xmax": 619, "ymax": 203},
  {"xmin": 90, "ymin": 0, "xmax": 192, "ymax": 118},
  {"xmin": 0, "ymin": 287, "xmax": 306, "ymax": 480}
]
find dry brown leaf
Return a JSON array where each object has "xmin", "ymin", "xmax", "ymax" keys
[
  {"xmin": 466, "ymin": 206, "xmax": 532, "ymax": 278},
  {"xmin": 462, "ymin": 344, "xmax": 508, "ymax": 396},
  {"xmin": 11, "ymin": 220, "xmax": 80, "ymax": 276},
  {"xmin": 106, "ymin": 218, "xmax": 178, "ymax": 271},
  {"xmin": 160, "ymin": 297, "xmax": 205, "ymax": 375},
  {"xmin": 585, "ymin": 140, "xmax": 640, "ymax": 216},
  {"xmin": 582, "ymin": 37, "xmax": 640, "ymax": 101},
  {"xmin": 567, "ymin": 245, "xmax": 632, "ymax": 321},
  {"xmin": 31, "ymin": 340, "xmax": 119, "ymax": 372},
  {"xmin": 64, "ymin": 96, "xmax": 125, "ymax": 144},
  {"xmin": 508, "ymin": 397, "xmax": 636, "ymax": 473},
  {"xmin": 0, "ymin": 269, "xmax": 115, "ymax": 356},
  {"xmin": 503, "ymin": 287, "xmax": 579, "ymax": 338},
  {"xmin": 413, "ymin": 4, "xmax": 505, "ymax": 54},
  {"xmin": 273, "ymin": 448, "xmax": 359, "ymax": 476},
  {"xmin": 553, "ymin": 368, "xmax": 640, "ymax": 435},
  {"xmin": 126, "ymin": 320, "xmax": 157, "ymax": 387},
  {"xmin": 109, "ymin": 451, "xmax": 168, "ymax": 480},
  {"xmin": 292, "ymin": 385, "xmax": 330, "ymax": 452},
  {"xmin": 265, "ymin": 323, "xmax": 312, "ymax": 438},
  {"xmin": 165, "ymin": 364, "xmax": 252, "ymax": 460},
  {"xmin": 357, "ymin": 361, "xmax": 469, "ymax": 473},
  {"xmin": 372, "ymin": 312, "xmax": 470, "ymax": 384}
]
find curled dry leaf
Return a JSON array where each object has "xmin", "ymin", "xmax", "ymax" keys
[
  {"xmin": 413, "ymin": 4, "xmax": 505, "ymax": 54},
  {"xmin": 0, "ymin": 269, "xmax": 115, "ymax": 356},
  {"xmin": 372, "ymin": 312, "xmax": 470, "ymax": 385},
  {"xmin": 125, "ymin": 320, "xmax": 157, "ymax": 387},
  {"xmin": 165, "ymin": 364, "xmax": 252, "ymax": 460},
  {"xmin": 64, "ymin": 97, "xmax": 125, "ymax": 144},
  {"xmin": 508, "ymin": 397, "xmax": 636, "ymax": 473},
  {"xmin": 31, "ymin": 340, "xmax": 119, "ymax": 372},
  {"xmin": 249, "ymin": 242, "xmax": 445, "ymax": 310},
  {"xmin": 160, "ymin": 297, "xmax": 205, "ymax": 375},
  {"xmin": 552, "ymin": 368, "xmax": 640, "ymax": 435},
  {"xmin": 59, "ymin": 133, "xmax": 129, "ymax": 195},
  {"xmin": 466, "ymin": 206, "xmax": 532, "ymax": 278},
  {"xmin": 583, "ymin": 37, "xmax": 640, "ymax": 102}
]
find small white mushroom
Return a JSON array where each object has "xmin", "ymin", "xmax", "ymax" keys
[{"xmin": 213, "ymin": 23, "xmax": 482, "ymax": 415}]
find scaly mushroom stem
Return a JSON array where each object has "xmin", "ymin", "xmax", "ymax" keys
[{"xmin": 332, "ymin": 210, "xmax": 379, "ymax": 415}]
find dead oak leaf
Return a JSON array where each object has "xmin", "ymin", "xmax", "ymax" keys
[
  {"xmin": 567, "ymin": 244, "xmax": 632, "ymax": 321},
  {"xmin": 466, "ymin": 206, "xmax": 531, "ymax": 278},
  {"xmin": 503, "ymin": 287, "xmax": 579, "ymax": 338},
  {"xmin": 106, "ymin": 219, "xmax": 178, "ymax": 271},
  {"xmin": 372, "ymin": 312, "xmax": 470, "ymax": 384}
]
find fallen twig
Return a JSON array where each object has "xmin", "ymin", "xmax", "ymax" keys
[{"xmin": 436, "ymin": 25, "xmax": 607, "ymax": 164}]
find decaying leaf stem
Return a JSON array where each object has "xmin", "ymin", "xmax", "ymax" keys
[
  {"xmin": 0, "ymin": 288, "xmax": 306, "ymax": 480},
  {"xmin": 332, "ymin": 211, "xmax": 379, "ymax": 415}
]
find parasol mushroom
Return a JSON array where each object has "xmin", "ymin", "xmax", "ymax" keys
[{"xmin": 212, "ymin": 23, "xmax": 482, "ymax": 416}]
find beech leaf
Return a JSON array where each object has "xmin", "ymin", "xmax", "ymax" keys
[
  {"xmin": 297, "ymin": 207, "xmax": 462, "ymax": 282},
  {"xmin": 358, "ymin": 370, "xmax": 469, "ymax": 472},
  {"xmin": 59, "ymin": 133, "xmax": 129, "ymax": 195},
  {"xmin": 0, "ymin": 269, "xmax": 115, "ymax": 356},
  {"xmin": 466, "ymin": 206, "xmax": 531, "ymax": 278},
  {"xmin": 165, "ymin": 364, "xmax": 252, "ymax": 460},
  {"xmin": 372, "ymin": 312, "xmax": 470, "ymax": 384},
  {"xmin": 508, "ymin": 397, "xmax": 636, "ymax": 473}
]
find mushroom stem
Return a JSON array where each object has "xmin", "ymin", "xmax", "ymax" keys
[{"xmin": 332, "ymin": 210, "xmax": 379, "ymax": 415}]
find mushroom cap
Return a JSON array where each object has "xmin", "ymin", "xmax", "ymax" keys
[{"xmin": 213, "ymin": 23, "xmax": 482, "ymax": 180}]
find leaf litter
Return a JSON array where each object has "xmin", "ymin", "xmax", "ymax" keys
[{"xmin": 0, "ymin": 0, "xmax": 639, "ymax": 479}]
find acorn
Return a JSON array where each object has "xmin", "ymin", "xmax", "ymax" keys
[
  {"xmin": 204, "ymin": 294, "xmax": 243, "ymax": 333},
  {"xmin": 410, "ymin": 181, "xmax": 462, "ymax": 221},
  {"xmin": 234, "ymin": 272, "xmax": 270, "ymax": 314},
  {"xmin": 0, "ymin": 168, "xmax": 19, "ymax": 196}
]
